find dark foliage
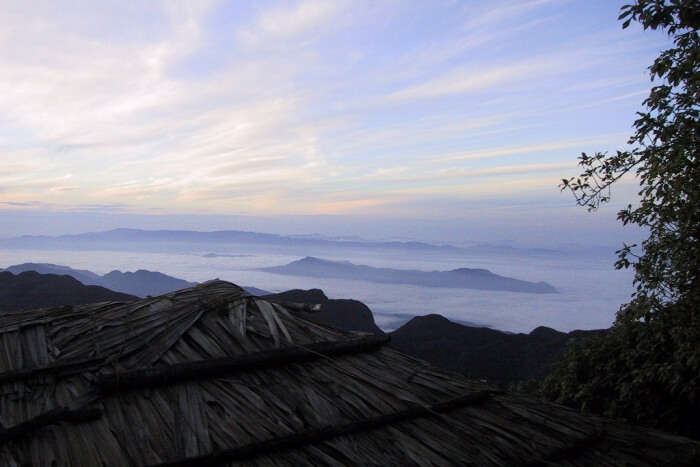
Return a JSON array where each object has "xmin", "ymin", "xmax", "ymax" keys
[
  {"xmin": 543, "ymin": 310, "xmax": 698, "ymax": 437},
  {"xmin": 546, "ymin": 0, "xmax": 700, "ymax": 438}
]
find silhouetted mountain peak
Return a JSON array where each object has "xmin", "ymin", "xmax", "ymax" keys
[
  {"xmin": 0, "ymin": 271, "xmax": 136, "ymax": 313},
  {"xmin": 4, "ymin": 263, "xmax": 101, "ymax": 282},
  {"xmin": 297, "ymin": 256, "xmax": 351, "ymax": 266},
  {"xmin": 263, "ymin": 288, "xmax": 381, "ymax": 334},
  {"xmin": 406, "ymin": 314, "xmax": 452, "ymax": 325},
  {"xmin": 529, "ymin": 326, "xmax": 564, "ymax": 339},
  {"xmin": 264, "ymin": 288, "xmax": 329, "ymax": 304},
  {"xmin": 450, "ymin": 268, "xmax": 492, "ymax": 276}
]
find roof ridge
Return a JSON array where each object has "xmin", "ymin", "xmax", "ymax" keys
[{"xmin": 97, "ymin": 334, "xmax": 391, "ymax": 394}]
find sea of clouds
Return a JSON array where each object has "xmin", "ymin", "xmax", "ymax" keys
[{"xmin": 0, "ymin": 246, "xmax": 633, "ymax": 333}]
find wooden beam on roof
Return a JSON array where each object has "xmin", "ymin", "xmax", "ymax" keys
[
  {"xmin": 150, "ymin": 390, "xmax": 499, "ymax": 467},
  {"xmin": 0, "ymin": 406, "xmax": 102, "ymax": 445},
  {"xmin": 97, "ymin": 334, "xmax": 390, "ymax": 394},
  {"xmin": 0, "ymin": 357, "xmax": 105, "ymax": 385}
]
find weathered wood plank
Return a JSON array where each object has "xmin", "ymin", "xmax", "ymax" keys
[
  {"xmin": 0, "ymin": 357, "xmax": 105, "ymax": 385},
  {"xmin": 149, "ymin": 391, "xmax": 496, "ymax": 466}
]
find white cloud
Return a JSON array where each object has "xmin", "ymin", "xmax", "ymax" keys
[
  {"xmin": 0, "ymin": 1, "xmax": 334, "ymax": 210},
  {"xmin": 386, "ymin": 44, "xmax": 596, "ymax": 102},
  {"xmin": 364, "ymin": 161, "xmax": 577, "ymax": 184},
  {"xmin": 0, "ymin": 0, "xmax": 657, "ymax": 218},
  {"xmin": 437, "ymin": 135, "xmax": 627, "ymax": 162},
  {"xmin": 388, "ymin": 62, "xmax": 543, "ymax": 101},
  {"xmin": 462, "ymin": 0, "xmax": 562, "ymax": 31},
  {"xmin": 238, "ymin": 0, "xmax": 347, "ymax": 44}
]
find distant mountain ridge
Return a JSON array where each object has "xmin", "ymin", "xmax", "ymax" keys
[
  {"xmin": 3, "ymin": 263, "xmax": 197, "ymax": 298},
  {"xmin": 0, "ymin": 228, "xmax": 562, "ymax": 256},
  {"xmin": 4, "ymin": 263, "xmax": 102, "ymax": 285},
  {"xmin": 98, "ymin": 270, "xmax": 197, "ymax": 298},
  {"xmin": 261, "ymin": 256, "xmax": 557, "ymax": 293},
  {"xmin": 389, "ymin": 314, "xmax": 604, "ymax": 384},
  {"xmin": 3, "ymin": 262, "xmax": 270, "ymax": 298},
  {"xmin": 0, "ymin": 271, "xmax": 136, "ymax": 312}
]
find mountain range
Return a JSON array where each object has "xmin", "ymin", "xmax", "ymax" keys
[
  {"xmin": 389, "ymin": 314, "xmax": 604, "ymax": 384},
  {"xmin": 260, "ymin": 256, "xmax": 557, "ymax": 293},
  {"xmin": 0, "ymin": 271, "xmax": 136, "ymax": 312},
  {"xmin": 2, "ymin": 263, "xmax": 272, "ymax": 299},
  {"xmin": 0, "ymin": 228, "xmax": 563, "ymax": 257},
  {"xmin": 0, "ymin": 267, "xmax": 600, "ymax": 385},
  {"xmin": 2, "ymin": 263, "xmax": 197, "ymax": 298}
]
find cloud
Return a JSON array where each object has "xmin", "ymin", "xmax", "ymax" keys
[
  {"xmin": 388, "ymin": 62, "xmax": 538, "ymax": 101},
  {"xmin": 0, "ymin": 5, "xmax": 207, "ymax": 146},
  {"xmin": 49, "ymin": 186, "xmax": 80, "ymax": 193},
  {"xmin": 311, "ymin": 197, "xmax": 390, "ymax": 215},
  {"xmin": 98, "ymin": 178, "xmax": 179, "ymax": 199},
  {"xmin": 574, "ymin": 90, "xmax": 649, "ymax": 109},
  {"xmin": 386, "ymin": 45, "xmax": 599, "ymax": 102},
  {"xmin": 0, "ymin": 0, "xmax": 659, "ymax": 218},
  {"xmin": 0, "ymin": 173, "xmax": 74, "ymax": 190},
  {"xmin": 0, "ymin": 1, "xmax": 333, "ymax": 211},
  {"xmin": 462, "ymin": 0, "xmax": 562, "ymax": 31},
  {"xmin": 238, "ymin": 0, "xmax": 347, "ymax": 44},
  {"xmin": 364, "ymin": 161, "xmax": 577, "ymax": 184},
  {"xmin": 71, "ymin": 203, "xmax": 131, "ymax": 212},
  {"xmin": 1, "ymin": 201, "xmax": 42, "ymax": 207},
  {"xmin": 437, "ymin": 135, "xmax": 627, "ymax": 162}
]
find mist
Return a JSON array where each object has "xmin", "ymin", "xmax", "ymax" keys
[{"xmin": 0, "ymin": 226, "xmax": 634, "ymax": 333}]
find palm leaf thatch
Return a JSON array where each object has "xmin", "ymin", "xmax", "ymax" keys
[{"xmin": 0, "ymin": 280, "xmax": 697, "ymax": 466}]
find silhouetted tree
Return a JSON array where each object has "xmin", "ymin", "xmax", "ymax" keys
[{"xmin": 543, "ymin": 0, "xmax": 699, "ymax": 438}]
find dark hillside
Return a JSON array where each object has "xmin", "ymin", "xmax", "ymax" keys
[
  {"xmin": 4, "ymin": 263, "xmax": 101, "ymax": 284},
  {"xmin": 0, "ymin": 271, "xmax": 137, "ymax": 312},
  {"xmin": 263, "ymin": 288, "xmax": 383, "ymax": 334},
  {"xmin": 390, "ymin": 314, "xmax": 604, "ymax": 384},
  {"xmin": 3, "ymin": 263, "xmax": 197, "ymax": 298}
]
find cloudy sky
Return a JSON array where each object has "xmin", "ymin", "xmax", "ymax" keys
[{"xmin": 0, "ymin": 0, "xmax": 667, "ymax": 243}]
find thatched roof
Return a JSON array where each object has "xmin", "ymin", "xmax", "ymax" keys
[{"xmin": 0, "ymin": 280, "xmax": 697, "ymax": 466}]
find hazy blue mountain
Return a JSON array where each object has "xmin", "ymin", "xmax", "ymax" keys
[
  {"xmin": 243, "ymin": 286, "xmax": 272, "ymax": 295},
  {"xmin": 390, "ymin": 314, "xmax": 604, "ymax": 384},
  {"xmin": 0, "ymin": 228, "xmax": 559, "ymax": 256},
  {"xmin": 4, "ymin": 263, "xmax": 102, "ymax": 285},
  {"xmin": 263, "ymin": 288, "xmax": 383, "ymax": 334},
  {"xmin": 99, "ymin": 270, "xmax": 197, "ymax": 297},
  {"xmin": 0, "ymin": 271, "xmax": 136, "ymax": 313},
  {"xmin": 2, "ymin": 263, "xmax": 197, "ymax": 298},
  {"xmin": 202, "ymin": 253, "xmax": 252, "ymax": 258},
  {"xmin": 261, "ymin": 257, "xmax": 557, "ymax": 293}
]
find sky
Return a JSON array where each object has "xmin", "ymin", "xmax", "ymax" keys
[{"xmin": 0, "ymin": 0, "xmax": 668, "ymax": 244}]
